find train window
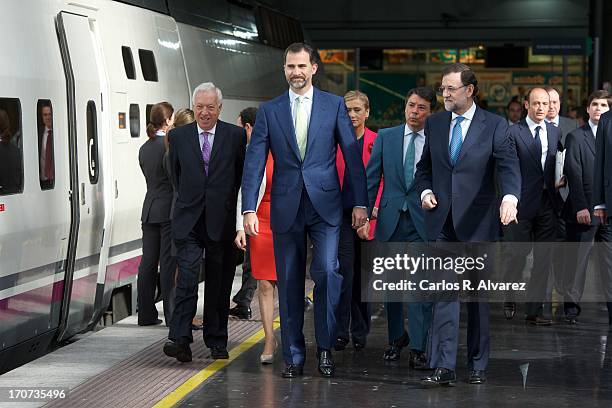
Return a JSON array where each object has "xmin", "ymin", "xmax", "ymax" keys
[
  {"xmin": 145, "ymin": 104, "xmax": 153, "ymax": 126},
  {"xmin": 129, "ymin": 104, "xmax": 140, "ymax": 138},
  {"xmin": 0, "ymin": 98, "xmax": 24, "ymax": 196},
  {"xmin": 138, "ymin": 49, "xmax": 158, "ymax": 82},
  {"xmin": 37, "ymin": 100, "xmax": 55, "ymax": 190},
  {"xmin": 86, "ymin": 101, "xmax": 99, "ymax": 184},
  {"xmin": 122, "ymin": 46, "xmax": 136, "ymax": 80}
]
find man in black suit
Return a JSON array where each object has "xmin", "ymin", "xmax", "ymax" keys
[
  {"xmin": 163, "ymin": 82, "xmax": 246, "ymax": 362},
  {"xmin": 502, "ymin": 88, "xmax": 561, "ymax": 325},
  {"xmin": 416, "ymin": 63, "xmax": 521, "ymax": 386},
  {"xmin": 562, "ymin": 90, "xmax": 612, "ymax": 323}
]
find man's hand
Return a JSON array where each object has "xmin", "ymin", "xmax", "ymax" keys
[
  {"xmin": 371, "ymin": 207, "xmax": 379, "ymax": 220},
  {"xmin": 357, "ymin": 221, "xmax": 370, "ymax": 240},
  {"xmin": 352, "ymin": 207, "xmax": 368, "ymax": 230},
  {"xmin": 234, "ymin": 230, "xmax": 247, "ymax": 250},
  {"xmin": 422, "ymin": 192, "xmax": 438, "ymax": 210},
  {"xmin": 555, "ymin": 175, "xmax": 567, "ymax": 189},
  {"xmin": 594, "ymin": 209, "xmax": 608, "ymax": 225},
  {"xmin": 576, "ymin": 209, "xmax": 591, "ymax": 225},
  {"xmin": 243, "ymin": 213, "xmax": 259, "ymax": 236},
  {"xmin": 500, "ymin": 200, "xmax": 518, "ymax": 225}
]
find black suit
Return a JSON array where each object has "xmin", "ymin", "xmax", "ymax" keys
[
  {"xmin": 565, "ymin": 120, "xmax": 612, "ymax": 315},
  {"xmin": 503, "ymin": 120, "xmax": 560, "ymax": 316},
  {"xmin": 138, "ymin": 134, "xmax": 176, "ymax": 325},
  {"xmin": 168, "ymin": 121, "xmax": 246, "ymax": 347}
]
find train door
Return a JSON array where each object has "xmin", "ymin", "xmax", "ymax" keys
[{"xmin": 55, "ymin": 12, "xmax": 106, "ymax": 340}]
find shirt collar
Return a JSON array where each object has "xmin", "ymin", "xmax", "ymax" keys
[
  {"xmin": 155, "ymin": 130, "xmax": 166, "ymax": 137},
  {"xmin": 451, "ymin": 101, "xmax": 476, "ymax": 122},
  {"xmin": 289, "ymin": 86, "xmax": 314, "ymax": 104},
  {"xmin": 589, "ymin": 119, "xmax": 598, "ymax": 135},
  {"xmin": 547, "ymin": 115, "xmax": 559, "ymax": 126},
  {"xmin": 197, "ymin": 122, "xmax": 217, "ymax": 136},
  {"xmin": 404, "ymin": 124, "xmax": 425, "ymax": 138},
  {"xmin": 525, "ymin": 115, "xmax": 546, "ymax": 132}
]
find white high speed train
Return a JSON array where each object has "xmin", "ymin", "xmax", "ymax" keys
[{"xmin": 0, "ymin": 0, "xmax": 286, "ymax": 372}]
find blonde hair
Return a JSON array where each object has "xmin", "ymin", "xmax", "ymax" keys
[
  {"xmin": 173, "ymin": 108, "xmax": 195, "ymax": 127},
  {"xmin": 344, "ymin": 90, "xmax": 370, "ymax": 110}
]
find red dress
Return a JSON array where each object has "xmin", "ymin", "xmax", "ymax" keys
[{"xmin": 249, "ymin": 153, "xmax": 277, "ymax": 281}]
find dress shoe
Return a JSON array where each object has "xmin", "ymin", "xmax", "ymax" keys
[
  {"xmin": 317, "ymin": 349, "xmax": 335, "ymax": 377},
  {"xmin": 503, "ymin": 302, "xmax": 516, "ymax": 320},
  {"xmin": 421, "ymin": 367, "xmax": 456, "ymax": 387},
  {"xmin": 383, "ymin": 331, "xmax": 410, "ymax": 361},
  {"xmin": 334, "ymin": 337, "xmax": 349, "ymax": 351},
  {"xmin": 163, "ymin": 341, "xmax": 192, "ymax": 363},
  {"xmin": 525, "ymin": 315, "xmax": 552, "ymax": 326},
  {"xmin": 229, "ymin": 305, "xmax": 251, "ymax": 320},
  {"xmin": 138, "ymin": 318, "xmax": 163, "ymax": 326},
  {"xmin": 260, "ymin": 341, "xmax": 277, "ymax": 364},
  {"xmin": 210, "ymin": 346, "xmax": 229, "ymax": 359},
  {"xmin": 408, "ymin": 350, "xmax": 429, "ymax": 370},
  {"xmin": 468, "ymin": 370, "xmax": 487, "ymax": 384},
  {"xmin": 353, "ymin": 340, "xmax": 365, "ymax": 351},
  {"xmin": 281, "ymin": 364, "xmax": 303, "ymax": 378},
  {"xmin": 304, "ymin": 296, "xmax": 314, "ymax": 312}
]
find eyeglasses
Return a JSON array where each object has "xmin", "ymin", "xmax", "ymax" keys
[{"xmin": 437, "ymin": 85, "xmax": 467, "ymax": 95}]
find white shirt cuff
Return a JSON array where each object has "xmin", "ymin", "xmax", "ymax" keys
[
  {"xmin": 421, "ymin": 189, "xmax": 433, "ymax": 202},
  {"xmin": 242, "ymin": 210, "xmax": 256, "ymax": 214},
  {"xmin": 595, "ymin": 204, "xmax": 607, "ymax": 210},
  {"xmin": 502, "ymin": 194, "xmax": 518, "ymax": 204}
]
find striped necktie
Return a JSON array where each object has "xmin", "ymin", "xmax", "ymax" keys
[
  {"xmin": 449, "ymin": 116, "xmax": 464, "ymax": 165},
  {"xmin": 295, "ymin": 96, "xmax": 309, "ymax": 160}
]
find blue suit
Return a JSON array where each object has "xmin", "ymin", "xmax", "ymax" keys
[
  {"xmin": 241, "ymin": 87, "xmax": 367, "ymax": 365},
  {"xmin": 415, "ymin": 106, "xmax": 520, "ymax": 371},
  {"xmin": 366, "ymin": 124, "xmax": 431, "ymax": 351}
]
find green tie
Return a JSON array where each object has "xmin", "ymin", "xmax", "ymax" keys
[
  {"xmin": 402, "ymin": 132, "xmax": 416, "ymax": 211},
  {"xmin": 295, "ymin": 96, "xmax": 309, "ymax": 160}
]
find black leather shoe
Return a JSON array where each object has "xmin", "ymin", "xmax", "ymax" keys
[
  {"xmin": 139, "ymin": 318, "xmax": 163, "ymax": 326},
  {"xmin": 421, "ymin": 367, "xmax": 456, "ymax": 387},
  {"xmin": 353, "ymin": 340, "xmax": 365, "ymax": 351},
  {"xmin": 334, "ymin": 337, "xmax": 349, "ymax": 351},
  {"xmin": 409, "ymin": 350, "xmax": 429, "ymax": 370},
  {"xmin": 503, "ymin": 302, "xmax": 516, "ymax": 320},
  {"xmin": 317, "ymin": 350, "xmax": 335, "ymax": 377},
  {"xmin": 468, "ymin": 370, "xmax": 487, "ymax": 384},
  {"xmin": 281, "ymin": 364, "xmax": 304, "ymax": 378},
  {"xmin": 163, "ymin": 341, "xmax": 192, "ymax": 363},
  {"xmin": 210, "ymin": 346, "xmax": 229, "ymax": 359},
  {"xmin": 383, "ymin": 331, "xmax": 410, "ymax": 361},
  {"xmin": 525, "ymin": 315, "xmax": 552, "ymax": 326},
  {"xmin": 229, "ymin": 305, "xmax": 252, "ymax": 320}
]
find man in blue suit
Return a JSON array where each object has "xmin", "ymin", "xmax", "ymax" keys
[
  {"xmin": 360, "ymin": 87, "xmax": 435, "ymax": 369},
  {"xmin": 415, "ymin": 63, "xmax": 521, "ymax": 386},
  {"xmin": 241, "ymin": 43, "xmax": 368, "ymax": 378},
  {"xmin": 502, "ymin": 88, "xmax": 562, "ymax": 325}
]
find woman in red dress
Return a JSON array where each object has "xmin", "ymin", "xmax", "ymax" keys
[{"xmin": 236, "ymin": 152, "xmax": 277, "ymax": 363}]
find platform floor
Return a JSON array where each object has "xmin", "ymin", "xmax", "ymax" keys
[
  {"xmin": 2, "ymin": 266, "xmax": 612, "ymax": 407},
  {"xmin": 176, "ymin": 303, "xmax": 612, "ymax": 408}
]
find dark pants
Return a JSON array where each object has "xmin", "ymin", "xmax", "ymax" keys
[
  {"xmin": 337, "ymin": 213, "xmax": 371, "ymax": 345},
  {"xmin": 385, "ymin": 210, "xmax": 432, "ymax": 352},
  {"xmin": 563, "ymin": 218, "xmax": 612, "ymax": 316},
  {"xmin": 427, "ymin": 213, "xmax": 490, "ymax": 371},
  {"xmin": 169, "ymin": 210, "xmax": 236, "ymax": 347},
  {"xmin": 138, "ymin": 221, "xmax": 175, "ymax": 325},
  {"xmin": 273, "ymin": 191, "xmax": 341, "ymax": 365},
  {"xmin": 232, "ymin": 240, "xmax": 257, "ymax": 308},
  {"xmin": 502, "ymin": 193, "xmax": 557, "ymax": 316}
]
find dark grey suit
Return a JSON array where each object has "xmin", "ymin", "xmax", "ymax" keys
[
  {"xmin": 562, "ymin": 123, "xmax": 612, "ymax": 317},
  {"xmin": 138, "ymin": 135, "xmax": 176, "ymax": 325}
]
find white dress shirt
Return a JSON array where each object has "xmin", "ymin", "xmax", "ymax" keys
[
  {"xmin": 289, "ymin": 86, "xmax": 313, "ymax": 131},
  {"xmin": 197, "ymin": 123, "xmax": 216, "ymax": 151},
  {"xmin": 547, "ymin": 115, "xmax": 560, "ymax": 127},
  {"xmin": 40, "ymin": 127, "xmax": 51, "ymax": 179},
  {"xmin": 525, "ymin": 115, "xmax": 548, "ymax": 171},
  {"xmin": 589, "ymin": 119, "xmax": 598, "ymax": 138},
  {"xmin": 403, "ymin": 124, "xmax": 425, "ymax": 176}
]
